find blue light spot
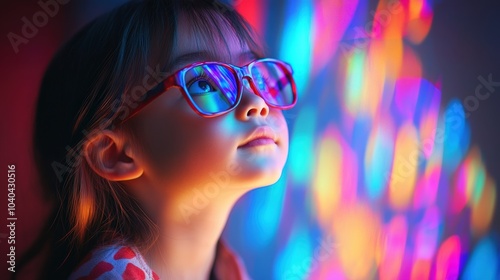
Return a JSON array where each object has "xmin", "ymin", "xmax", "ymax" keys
[
  {"xmin": 279, "ymin": 0, "xmax": 312, "ymax": 96},
  {"xmin": 463, "ymin": 236, "xmax": 499, "ymax": 280},
  {"xmin": 288, "ymin": 106, "xmax": 316, "ymax": 186},
  {"xmin": 274, "ymin": 224, "xmax": 313, "ymax": 280},
  {"xmin": 365, "ymin": 127, "xmax": 393, "ymax": 200},
  {"xmin": 442, "ymin": 99, "xmax": 470, "ymax": 172}
]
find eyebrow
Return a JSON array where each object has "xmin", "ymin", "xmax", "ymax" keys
[
  {"xmin": 239, "ymin": 50, "xmax": 258, "ymax": 62},
  {"xmin": 168, "ymin": 51, "xmax": 214, "ymax": 71},
  {"xmin": 168, "ymin": 50, "xmax": 259, "ymax": 71}
]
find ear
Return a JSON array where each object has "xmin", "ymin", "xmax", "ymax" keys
[{"xmin": 83, "ymin": 130, "xmax": 143, "ymax": 181}]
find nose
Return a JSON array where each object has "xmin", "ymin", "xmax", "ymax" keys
[{"xmin": 235, "ymin": 78, "xmax": 269, "ymax": 119}]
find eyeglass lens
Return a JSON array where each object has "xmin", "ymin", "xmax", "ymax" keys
[{"xmin": 184, "ymin": 61, "xmax": 294, "ymax": 115}]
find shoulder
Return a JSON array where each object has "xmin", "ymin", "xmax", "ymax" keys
[{"xmin": 69, "ymin": 244, "xmax": 159, "ymax": 280}]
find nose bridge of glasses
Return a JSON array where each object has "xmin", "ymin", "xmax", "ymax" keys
[
  {"xmin": 240, "ymin": 76, "xmax": 254, "ymax": 93},
  {"xmin": 237, "ymin": 65, "xmax": 252, "ymax": 80},
  {"xmin": 234, "ymin": 65, "xmax": 254, "ymax": 91}
]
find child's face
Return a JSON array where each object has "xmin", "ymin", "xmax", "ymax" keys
[{"xmin": 127, "ymin": 16, "xmax": 289, "ymax": 194}]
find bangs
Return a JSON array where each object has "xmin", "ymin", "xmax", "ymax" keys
[{"xmin": 173, "ymin": 1, "xmax": 265, "ymax": 66}]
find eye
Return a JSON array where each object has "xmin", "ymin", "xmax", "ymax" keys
[{"xmin": 187, "ymin": 77, "xmax": 218, "ymax": 95}]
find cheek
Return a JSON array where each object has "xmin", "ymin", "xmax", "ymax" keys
[{"xmin": 134, "ymin": 113, "xmax": 236, "ymax": 184}]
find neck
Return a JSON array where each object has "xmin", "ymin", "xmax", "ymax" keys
[{"xmin": 142, "ymin": 189, "xmax": 244, "ymax": 280}]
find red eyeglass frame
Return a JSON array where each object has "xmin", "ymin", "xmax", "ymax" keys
[{"xmin": 116, "ymin": 58, "xmax": 297, "ymax": 124}]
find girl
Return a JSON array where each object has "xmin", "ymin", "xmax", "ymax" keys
[{"xmin": 23, "ymin": 0, "xmax": 297, "ymax": 279}]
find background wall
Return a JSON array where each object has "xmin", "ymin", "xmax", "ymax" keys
[{"xmin": 1, "ymin": 0, "xmax": 499, "ymax": 279}]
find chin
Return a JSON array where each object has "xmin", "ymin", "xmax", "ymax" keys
[
  {"xmin": 234, "ymin": 147, "xmax": 288, "ymax": 189},
  {"xmin": 239, "ymin": 165, "xmax": 285, "ymax": 189}
]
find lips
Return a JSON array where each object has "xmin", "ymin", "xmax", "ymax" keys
[{"xmin": 239, "ymin": 126, "xmax": 277, "ymax": 148}]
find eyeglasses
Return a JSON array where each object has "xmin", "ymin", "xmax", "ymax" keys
[{"xmin": 119, "ymin": 58, "xmax": 297, "ymax": 122}]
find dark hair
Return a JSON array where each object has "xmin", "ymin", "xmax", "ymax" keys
[{"xmin": 18, "ymin": 0, "xmax": 263, "ymax": 278}]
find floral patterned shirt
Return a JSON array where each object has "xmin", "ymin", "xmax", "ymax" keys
[{"xmin": 69, "ymin": 240, "xmax": 250, "ymax": 280}]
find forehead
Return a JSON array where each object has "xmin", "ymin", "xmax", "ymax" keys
[{"xmin": 170, "ymin": 12, "xmax": 255, "ymax": 69}]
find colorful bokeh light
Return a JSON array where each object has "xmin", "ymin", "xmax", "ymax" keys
[{"xmin": 224, "ymin": 0, "xmax": 499, "ymax": 279}]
